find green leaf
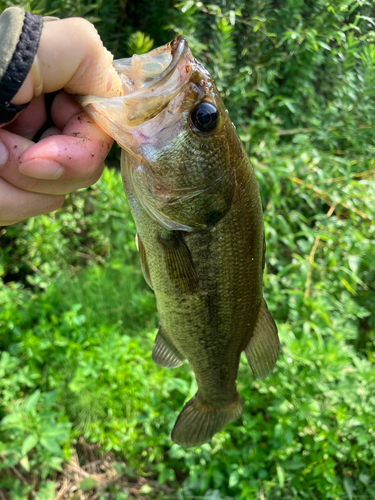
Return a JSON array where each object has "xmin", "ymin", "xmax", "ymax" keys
[
  {"xmin": 79, "ymin": 477, "xmax": 99, "ymax": 491},
  {"xmin": 339, "ymin": 276, "xmax": 356, "ymax": 295},
  {"xmin": 139, "ymin": 484, "xmax": 153, "ymax": 494},
  {"xmin": 229, "ymin": 471, "xmax": 239, "ymax": 488},
  {"xmin": 343, "ymin": 477, "xmax": 354, "ymax": 500},
  {"xmin": 277, "ymin": 463, "xmax": 285, "ymax": 488},
  {"xmin": 25, "ymin": 390, "xmax": 41, "ymax": 412},
  {"xmin": 126, "ymin": 32, "xmax": 153, "ymax": 55},
  {"xmin": 35, "ymin": 481, "xmax": 55, "ymax": 500},
  {"xmin": 359, "ymin": 474, "xmax": 370, "ymax": 486},
  {"xmin": 41, "ymin": 422, "xmax": 71, "ymax": 441},
  {"xmin": 40, "ymin": 437, "xmax": 62, "ymax": 456},
  {"xmin": 158, "ymin": 467, "xmax": 176, "ymax": 484},
  {"xmin": 348, "ymin": 255, "xmax": 360, "ymax": 275},
  {"xmin": 20, "ymin": 456, "xmax": 30, "ymax": 472},
  {"xmin": 22, "ymin": 435, "xmax": 39, "ymax": 455},
  {"xmin": 181, "ymin": 0, "xmax": 194, "ymax": 13},
  {"xmin": 0, "ymin": 413, "xmax": 20, "ymax": 427}
]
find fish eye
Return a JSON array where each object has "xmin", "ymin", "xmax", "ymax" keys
[{"xmin": 191, "ymin": 102, "xmax": 218, "ymax": 133}]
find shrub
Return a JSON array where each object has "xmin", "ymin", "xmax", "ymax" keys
[{"xmin": 0, "ymin": 0, "xmax": 374, "ymax": 498}]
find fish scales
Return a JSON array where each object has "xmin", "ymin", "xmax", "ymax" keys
[{"xmin": 77, "ymin": 36, "xmax": 279, "ymax": 447}]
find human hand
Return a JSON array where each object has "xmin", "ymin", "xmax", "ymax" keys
[{"xmin": 0, "ymin": 14, "xmax": 123, "ymax": 226}]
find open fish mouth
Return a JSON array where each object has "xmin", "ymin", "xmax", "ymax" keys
[
  {"xmin": 113, "ymin": 36, "xmax": 190, "ymax": 94},
  {"xmin": 75, "ymin": 36, "xmax": 194, "ymax": 147}
]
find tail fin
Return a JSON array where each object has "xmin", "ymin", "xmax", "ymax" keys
[{"xmin": 171, "ymin": 393, "xmax": 243, "ymax": 447}]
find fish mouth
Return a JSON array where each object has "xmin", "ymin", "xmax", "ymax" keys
[
  {"xmin": 113, "ymin": 35, "xmax": 190, "ymax": 94},
  {"xmin": 76, "ymin": 36, "xmax": 194, "ymax": 144},
  {"xmin": 114, "ymin": 35, "xmax": 193, "ymax": 126}
]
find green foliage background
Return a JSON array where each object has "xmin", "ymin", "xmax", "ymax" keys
[{"xmin": 0, "ymin": 0, "xmax": 375, "ymax": 498}]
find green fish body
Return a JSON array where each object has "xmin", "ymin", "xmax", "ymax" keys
[{"xmin": 77, "ymin": 36, "xmax": 279, "ymax": 447}]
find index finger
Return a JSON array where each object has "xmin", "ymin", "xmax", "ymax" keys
[{"xmin": 0, "ymin": 111, "xmax": 112, "ymax": 194}]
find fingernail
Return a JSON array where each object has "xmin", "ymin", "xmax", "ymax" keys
[
  {"xmin": 0, "ymin": 141, "xmax": 8, "ymax": 166},
  {"xmin": 19, "ymin": 159, "xmax": 64, "ymax": 180}
]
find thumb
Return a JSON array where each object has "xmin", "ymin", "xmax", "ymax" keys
[{"xmin": 12, "ymin": 17, "xmax": 123, "ymax": 106}]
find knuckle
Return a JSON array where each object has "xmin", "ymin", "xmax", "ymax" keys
[{"xmin": 22, "ymin": 177, "xmax": 40, "ymax": 192}]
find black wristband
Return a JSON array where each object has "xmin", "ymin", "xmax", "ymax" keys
[
  {"xmin": 0, "ymin": 101, "xmax": 29, "ymax": 124},
  {"xmin": 0, "ymin": 11, "xmax": 42, "ymax": 124}
]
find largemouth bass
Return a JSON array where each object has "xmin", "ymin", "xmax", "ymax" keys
[{"xmin": 77, "ymin": 36, "xmax": 279, "ymax": 447}]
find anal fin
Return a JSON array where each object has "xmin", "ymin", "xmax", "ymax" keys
[
  {"xmin": 245, "ymin": 298, "xmax": 279, "ymax": 380},
  {"xmin": 152, "ymin": 327, "xmax": 185, "ymax": 368},
  {"xmin": 135, "ymin": 234, "xmax": 153, "ymax": 289}
]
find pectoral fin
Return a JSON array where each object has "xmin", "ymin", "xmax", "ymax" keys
[
  {"xmin": 152, "ymin": 327, "xmax": 185, "ymax": 368},
  {"xmin": 158, "ymin": 233, "xmax": 198, "ymax": 293},
  {"xmin": 245, "ymin": 298, "xmax": 279, "ymax": 379},
  {"xmin": 135, "ymin": 234, "xmax": 153, "ymax": 290}
]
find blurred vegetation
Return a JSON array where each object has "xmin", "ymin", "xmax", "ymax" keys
[{"xmin": 0, "ymin": 0, "xmax": 375, "ymax": 498}]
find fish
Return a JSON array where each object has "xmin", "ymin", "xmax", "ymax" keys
[{"xmin": 76, "ymin": 36, "xmax": 279, "ymax": 447}]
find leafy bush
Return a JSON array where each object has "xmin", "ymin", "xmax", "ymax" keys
[
  {"xmin": 0, "ymin": 0, "xmax": 374, "ymax": 499},
  {"xmin": 0, "ymin": 168, "xmax": 135, "ymax": 287}
]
